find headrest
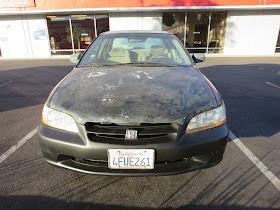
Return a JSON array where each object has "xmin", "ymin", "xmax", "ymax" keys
[
  {"xmin": 150, "ymin": 45, "xmax": 165, "ymax": 56},
  {"xmin": 109, "ymin": 47, "xmax": 125, "ymax": 57}
]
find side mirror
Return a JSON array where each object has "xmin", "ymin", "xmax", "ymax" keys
[
  {"xmin": 192, "ymin": 53, "xmax": 205, "ymax": 63},
  {"xmin": 70, "ymin": 54, "xmax": 81, "ymax": 64}
]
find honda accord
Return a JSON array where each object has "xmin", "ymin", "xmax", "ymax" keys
[{"xmin": 38, "ymin": 31, "xmax": 229, "ymax": 176}]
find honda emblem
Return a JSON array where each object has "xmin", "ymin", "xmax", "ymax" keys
[{"xmin": 125, "ymin": 130, "xmax": 138, "ymax": 140}]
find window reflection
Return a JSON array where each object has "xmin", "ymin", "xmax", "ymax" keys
[
  {"xmin": 47, "ymin": 14, "xmax": 109, "ymax": 56},
  {"xmin": 71, "ymin": 15, "xmax": 96, "ymax": 50},
  {"xmin": 162, "ymin": 12, "xmax": 227, "ymax": 54},
  {"xmin": 186, "ymin": 12, "xmax": 209, "ymax": 53},
  {"xmin": 47, "ymin": 16, "xmax": 73, "ymax": 54},
  {"xmin": 162, "ymin": 13, "xmax": 185, "ymax": 44},
  {"xmin": 208, "ymin": 12, "xmax": 227, "ymax": 53},
  {"xmin": 96, "ymin": 14, "xmax": 109, "ymax": 35}
]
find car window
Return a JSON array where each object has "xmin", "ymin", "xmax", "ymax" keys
[
  {"xmin": 78, "ymin": 33, "xmax": 192, "ymax": 67},
  {"xmin": 112, "ymin": 37, "xmax": 164, "ymax": 50}
]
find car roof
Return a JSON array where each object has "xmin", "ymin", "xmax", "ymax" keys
[{"xmin": 101, "ymin": 30, "xmax": 172, "ymax": 35}]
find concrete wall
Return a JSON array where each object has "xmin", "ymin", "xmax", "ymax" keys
[
  {"xmin": 26, "ymin": 15, "xmax": 51, "ymax": 58},
  {"xmin": 109, "ymin": 11, "xmax": 162, "ymax": 31},
  {"xmin": 224, "ymin": 10, "xmax": 280, "ymax": 55},
  {"xmin": 0, "ymin": 16, "xmax": 29, "ymax": 58},
  {"xmin": 0, "ymin": 15, "xmax": 50, "ymax": 58}
]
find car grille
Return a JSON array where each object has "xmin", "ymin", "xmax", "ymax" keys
[{"xmin": 85, "ymin": 122, "xmax": 179, "ymax": 142}]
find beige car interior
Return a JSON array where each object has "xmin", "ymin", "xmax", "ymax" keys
[
  {"xmin": 107, "ymin": 47, "xmax": 131, "ymax": 63},
  {"xmin": 106, "ymin": 45, "xmax": 181, "ymax": 64}
]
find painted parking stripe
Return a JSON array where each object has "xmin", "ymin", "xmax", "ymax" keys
[
  {"xmin": 265, "ymin": 82, "xmax": 280, "ymax": 89},
  {"xmin": 0, "ymin": 81, "xmax": 13, "ymax": 87},
  {"xmin": 230, "ymin": 131, "xmax": 280, "ymax": 191},
  {"xmin": 0, "ymin": 126, "xmax": 38, "ymax": 164}
]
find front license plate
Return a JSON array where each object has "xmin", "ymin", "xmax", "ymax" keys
[{"xmin": 108, "ymin": 149, "xmax": 155, "ymax": 169}]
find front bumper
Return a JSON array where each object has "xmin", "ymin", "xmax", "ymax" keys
[{"xmin": 38, "ymin": 123, "xmax": 228, "ymax": 176}]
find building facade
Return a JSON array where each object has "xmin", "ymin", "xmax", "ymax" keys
[{"xmin": 0, "ymin": 0, "xmax": 280, "ymax": 58}]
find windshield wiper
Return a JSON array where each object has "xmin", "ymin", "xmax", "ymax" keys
[
  {"xmin": 78, "ymin": 63, "xmax": 189, "ymax": 68},
  {"xmin": 105, "ymin": 63, "xmax": 184, "ymax": 67},
  {"xmin": 77, "ymin": 64, "xmax": 105, "ymax": 68}
]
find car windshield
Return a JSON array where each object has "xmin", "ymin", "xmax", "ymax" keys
[{"xmin": 78, "ymin": 33, "xmax": 192, "ymax": 67}]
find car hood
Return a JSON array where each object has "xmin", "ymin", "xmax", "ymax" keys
[{"xmin": 48, "ymin": 66, "xmax": 217, "ymax": 125}]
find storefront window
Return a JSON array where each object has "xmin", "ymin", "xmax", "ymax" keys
[
  {"xmin": 47, "ymin": 14, "xmax": 109, "ymax": 56},
  {"xmin": 47, "ymin": 16, "xmax": 73, "ymax": 55},
  {"xmin": 186, "ymin": 12, "xmax": 210, "ymax": 53},
  {"xmin": 162, "ymin": 13, "xmax": 185, "ymax": 44},
  {"xmin": 163, "ymin": 12, "xmax": 227, "ymax": 54},
  {"xmin": 208, "ymin": 12, "xmax": 227, "ymax": 53},
  {"xmin": 71, "ymin": 15, "xmax": 95, "ymax": 50},
  {"xmin": 96, "ymin": 14, "xmax": 109, "ymax": 35},
  {"xmin": 275, "ymin": 29, "xmax": 280, "ymax": 53}
]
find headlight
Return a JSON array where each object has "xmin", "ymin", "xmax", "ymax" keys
[
  {"xmin": 42, "ymin": 104, "xmax": 79, "ymax": 133},
  {"xmin": 186, "ymin": 102, "xmax": 226, "ymax": 133}
]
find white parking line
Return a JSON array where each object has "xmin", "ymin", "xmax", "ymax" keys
[
  {"xmin": 265, "ymin": 82, "xmax": 280, "ymax": 89},
  {"xmin": 229, "ymin": 131, "xmax": 280, "ymax": 192},
  {"xmin": 0, "ymin": 126, "xmax": 38, "ymax": 164},
  {"xmin": 0, "ymin": 81, "xmax": 13, "ymax": 87}
]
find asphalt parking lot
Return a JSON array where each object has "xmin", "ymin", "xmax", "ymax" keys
[{"xmin": 0, "ymin": 57, "xmax": 279, "ymax": 209}]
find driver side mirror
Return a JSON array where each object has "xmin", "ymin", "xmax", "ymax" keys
[
  {"xmin": 70, "ymin": 54, "xmax": 81, "ymax": 64},
  {"xmin": 192, "ymin": 53, "xmax": 205, "ymax": 63}
]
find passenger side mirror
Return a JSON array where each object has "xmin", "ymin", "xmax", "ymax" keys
[
  {"xmin": 192, "ymin": 53, "xmax": 205, "ymax": 63},
  {"xmin": 70, "ymin": 54, "xmax": 82, "ymax": 64}
]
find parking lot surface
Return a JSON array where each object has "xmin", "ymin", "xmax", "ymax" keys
[{"xmin": 0, "ymin": 57, "xmax": 279, "ymax": 209}]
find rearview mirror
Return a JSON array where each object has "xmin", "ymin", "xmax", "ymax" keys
[
  {"xmin": 192, "ymin": 53, "xmax": 205, "ymax": 63},
  {"xmin": 70, "ymin": 54, "xmax": 81, "ymax": 64}
]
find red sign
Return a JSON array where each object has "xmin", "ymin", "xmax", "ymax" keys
[{"xmin": 0, "ymin": 0, "xmax": 35, "ymax": 8}]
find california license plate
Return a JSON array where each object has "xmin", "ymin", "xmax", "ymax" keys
[{"xmin": 108, "ymin": 149, "xmax": 155, "ymax": 169}]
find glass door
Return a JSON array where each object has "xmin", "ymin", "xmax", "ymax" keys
[
  {"xmin": 47, "ymin": 16, "xmax": 73, "ymax": 55},
  {"xmin": 70, "ymin": 15, "xmax": 96, "ymax": 54},
  {"xmin": 185, "ymin": 12, "xmax": 210, "ymax": 53}
]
